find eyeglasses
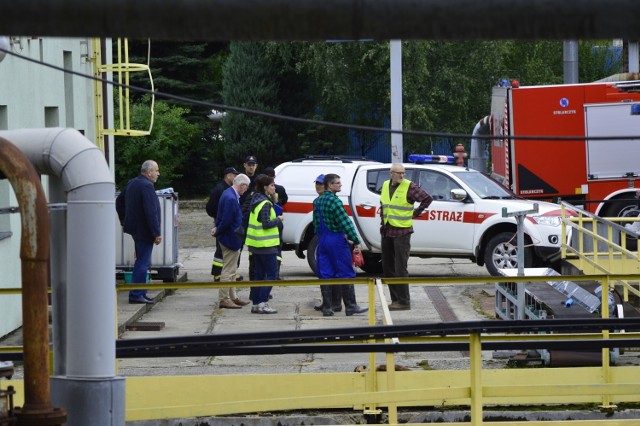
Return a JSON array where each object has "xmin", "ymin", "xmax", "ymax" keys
[{"xmin": 391, "ymin": 171, "xmax": 405, "ymax": 175}]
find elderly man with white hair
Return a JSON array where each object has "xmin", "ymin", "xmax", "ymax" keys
[{"xmin": 212, "ymin": 173, "xmax": 252, "ymax": 309}]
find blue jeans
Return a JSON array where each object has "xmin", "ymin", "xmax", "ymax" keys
[
  {"xmin": 130, "ymin": 239, "xmax": 153, "ymax": 299},
  {"xmin": 251, "ymin": 253, "xmax": 277, "ymax": 304}
]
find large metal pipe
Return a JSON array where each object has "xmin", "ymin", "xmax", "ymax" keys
[
  {"xmin": 595, "ymin": 71, "xmax": 640, "ymax": 82},
  {"xmin": 0, "ymin": 0, "xmax": 639, "ymax": 41},
  {"xmin": 563, "ymin": 40, "xmax": 579, "ymax": 84},
  {"xmin": 468, "ymin": 116, "xmax": 490, "ymax": 173},
  {"xmin": 0, "ymin": 128, "xmax": 123, "ymax": 425},
  {"xmin": 0, "ymin": 137, "xmax": 66, "ymax": 425}
]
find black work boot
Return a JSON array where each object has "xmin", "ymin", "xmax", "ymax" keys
[
  {"xmin": 343, "ymin": 284, "xmax": 368, "ymax": 316},
  {"xmin": 320, "ymin": 285, "xmax": 334, "ymax": 317},
  {"xmin": 331, "ymin": 285, "xmax": 343, "ymax": 312}
]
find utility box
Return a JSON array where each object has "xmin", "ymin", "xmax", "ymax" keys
[{"xmin": 115, "ymin": 189, "xmax": 180, "ymax": 282}]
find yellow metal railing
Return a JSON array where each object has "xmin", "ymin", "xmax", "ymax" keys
[
  {"xmin": 123, "ymin": 276, "xmax": 640, "ymax": 426},
  {"xmin": 92, "ymin": 37, "xmax": 154, "ymax": 151},
  {"xmin": 561, "ymin": 201, "xmax": 640, "ymax": 302},
  {"xmin": 4, "ymin": 274, "xmax": 640, "ymax": 425},
  {"xmin": 7, "ymin": 275, "xmax": 640, "ymax": 425}
]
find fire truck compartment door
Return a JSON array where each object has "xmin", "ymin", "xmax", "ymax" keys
[{"xmin": 585, "ymin": 103, "xmax": 640, "ymax": 179}]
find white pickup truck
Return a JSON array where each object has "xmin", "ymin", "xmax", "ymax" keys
[{"xmin": 274, "ymin": 156, "xmax": 568, "ymax": 276}]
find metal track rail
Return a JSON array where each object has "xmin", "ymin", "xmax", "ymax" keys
[
  {"xmin": 114, "ymin": 318, "xmax": 640, "ymax": 358},
  {"xmin": 4, "ymin": 318, "xmax": 638, "ymax": 361}
]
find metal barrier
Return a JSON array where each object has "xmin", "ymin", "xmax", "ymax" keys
[
  {"xmin": 7, "ymin": 276, "xmax": 640, "ymax": 425},
  {"xmin": 4, "ymin": 201, "xmax": 640, "ymax": 424},
  {"xmin": 561, "ymin": 201, "xmax": 640, "ymax": 303}
]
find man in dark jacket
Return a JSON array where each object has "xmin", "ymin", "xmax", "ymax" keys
[
  {"xmin": 206, "ymin": 167, "xmax": 239, "ymax": 279},
  {"xmin": 212, "ymin": 173, "xmax": 251, "ymax": 309},
  {"xmin": 240, "ymin": 155, "xmax": 259, "ymax": 280},
  {"xmin": 239, "ymin": 155, "xmax": 258, "ymax": 206},
  {"xmin": 116, "ymin": 160, "xmax": 162, "ymax": 304}
]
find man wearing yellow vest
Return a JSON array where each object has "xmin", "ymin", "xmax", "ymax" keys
[{"xmin": 380, "ymin": 163, "xmax": 433, "ymax": 310}]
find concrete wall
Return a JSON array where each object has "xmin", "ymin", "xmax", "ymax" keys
[{"xmin": 0, "ymin": 37, "xmax": 97, "ymax": 338}]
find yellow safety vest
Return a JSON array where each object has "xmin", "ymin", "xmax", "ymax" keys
[
  {"xmin": 380, "ymin": 179, "xmax": 413, "ymax": 227},
  {"xmin": 245, "ymin": 200, "xmax": 280, "ymax": 248}
]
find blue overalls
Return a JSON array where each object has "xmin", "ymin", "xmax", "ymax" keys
[
  {"xmin": 316, "ymin": 206, "xmax": 365, "ymax": 316},
  {"xmin": 316, "ymin": 208, "xmax": 355, "ymax": 280}
]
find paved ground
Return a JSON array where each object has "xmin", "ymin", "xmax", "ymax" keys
[
  {"xmin": 116, "ymin": 245, "xmax": 500, "ymax": 377},
  {"xmin": 1, "ymin": 206, "xmax": 499, "ymax": 381},
  {"xmin": 4, "ymin": 205, "xmax": 640, "ymax": 424}
]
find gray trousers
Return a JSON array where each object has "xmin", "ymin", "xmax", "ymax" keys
[{"xmin": 381, "ymin": 233, "xmax": 411, "ymax": 305}]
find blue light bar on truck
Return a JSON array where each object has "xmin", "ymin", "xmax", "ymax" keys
[{"xmin": 408, "ymin": 154, "xmax": 455, "ymax": 164}]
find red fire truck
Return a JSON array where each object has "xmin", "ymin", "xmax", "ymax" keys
[{"xmin": 489, "ymin": 79, "xmax": 640, "ymax": 218}]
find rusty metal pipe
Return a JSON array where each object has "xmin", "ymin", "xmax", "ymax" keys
[{"xmin": 0, "ymin": 137, "xmax": 65, "ymax": 424}]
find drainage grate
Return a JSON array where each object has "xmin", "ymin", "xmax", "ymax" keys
[
  {"xmin": 424, "ymin": 287, "xmax": 467, "ymax": 356},
  {"xmin": 424, "ymin": 287, "xmax": 459, "ymax": 322},
  {"xmin": 126, "ymin": 321, "xmax": 165, "ymax": 331}
]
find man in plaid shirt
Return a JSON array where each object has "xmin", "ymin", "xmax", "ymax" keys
[{"xmin": 313, "ymin": 173, "xmax": 368, "ymax": 317}]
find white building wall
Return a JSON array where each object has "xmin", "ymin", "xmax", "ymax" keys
[{"xmin": 0, "ymin": 36, "xmax": 97, "ymax": 338}]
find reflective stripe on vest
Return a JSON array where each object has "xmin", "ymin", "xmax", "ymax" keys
[
  {"xmin": 380, "ymin": 179, "xmax": 413, "ymax": 227},
  {"xmin": 245, "ymin": 199, "xmax": 280, "ymax": 248}
]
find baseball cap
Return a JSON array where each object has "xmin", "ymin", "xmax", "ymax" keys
[
  {"xmin": 263, "ymin": 167, "xmax": 276, "ymax": 177},
  {"xmin": 314, "ymin": 174, "xmax": 325, "ymax": 184},
  {"xmin": 244, "ymin": 155, "xmax": 257, "ymax": 164},
  {"xmin": 223, "ymin": 167, "xmax": 240, "ymax": 175}
]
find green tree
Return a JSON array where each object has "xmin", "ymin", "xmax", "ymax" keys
[
  {"xmin": 499, "ymin": 40, "xmax": 621, "ymax": 86},
  {"xmin": 499, "ymin": 41, "xmax": 564, "ymax": 86},
  {"xmin": 221, "ymin": 42, "xmax": 295, "ymax": 168},
  {"xmin": 123, "ymin": 41, "xmax": 226, "ymax": 117},
  {"xmin": 300, "ymin": 41, "xmax": 390, "ymax": 157},
  {"xmin": 298, "ymin": 41, "xmax": 507, "ymax": 157},
  {"xmin": 578, "ymin": 40, "xmax": 623, "ymax": 82},
  {"xmin": 113, "ymin": 40, "xmax": 231, "ymax": 196},
  {"xmin": 401, "ymin": 41, "xmax": 509, "ymax": 154},
  {"xmin": 263, "ymin": 42, "xmax": 316, "ymax": 164},
  {"xmin": 114, "ymin": 97, "xmax": 201, "ymax": 194}
]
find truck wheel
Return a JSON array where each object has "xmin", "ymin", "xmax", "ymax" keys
[
  {"xmin": 603, "ymin": 199, "xmax": 640, "ymax": 219},
  {"xmin": 603, "ymin": 200, "xmax": 640, "ymax": 251},
  {"xmin": 484, "ymin": 232, "xmax": 532, "ymax": 276},
  {"xmin": 306, "ymin": 235, "xmax": 318, "ymax": 275},
  {"xmin": 360, "ymin": 253, "xmax": 383, "ymax": 274}
]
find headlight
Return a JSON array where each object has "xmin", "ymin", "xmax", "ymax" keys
[{"xmin": 531, "ymin": 215, "xmax": 561, "ymax": 227}]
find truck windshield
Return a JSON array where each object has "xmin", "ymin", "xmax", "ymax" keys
[{"xmin": 452, "ymin": 171, "xmax": 516, "ymax": 199}]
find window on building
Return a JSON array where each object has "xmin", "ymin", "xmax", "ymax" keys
[
  {"xmin": 0, "ymin": 105, "xmax": 7, "ymax": 130},
  {"xmin": 45, "ymin": 106, "xmax": 59, "ymax": 127},
  {"xmin": 0, "ymin": 182, "xmax": 13, "ymax": 241}
]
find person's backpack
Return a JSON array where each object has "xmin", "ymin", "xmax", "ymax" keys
[
  {"xmin": 205, "ymin": 194, "xmax": 216, "ymax": 218},
  {"xmin": 240, "ymin": 194, "xmax": 253, "ymax": 238},
  {"xmin": 115, "ymin": 187, "xmax": 127, "ymax": 225}
]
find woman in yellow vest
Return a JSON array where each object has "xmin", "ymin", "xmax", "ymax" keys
[{"xmin": 245, "ymin": 175, "xmax": 283, "ymax": 314}]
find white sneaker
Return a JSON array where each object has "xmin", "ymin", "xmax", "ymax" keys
[
  {"xmin": 257, "ymin": 302, "xmax": 277, "ymax": 314},
  {"xmin": 251, "ymin": 305, "xmax": 260, "ymax": 313}
]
